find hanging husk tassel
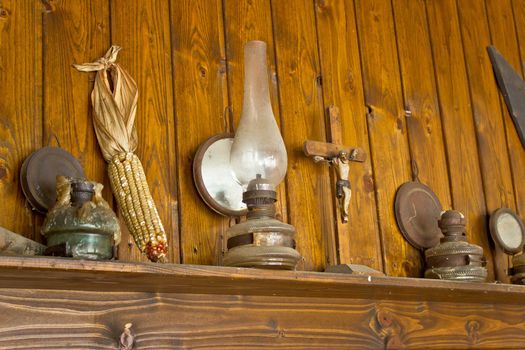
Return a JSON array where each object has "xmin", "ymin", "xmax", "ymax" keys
[{"xmin": 74, "ymin": 46, "xmax": 167, "ymax": 262}]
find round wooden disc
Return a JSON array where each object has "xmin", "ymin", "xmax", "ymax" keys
[
  {"xmin": 20, "ymin": 147, "xmax": 85, "ymax": 213},
  {"xmin": 193, "ymin": 133, "xmax": 247, "ymax": 217},
  {"xmin": 394, "ymin": 181, "xmax": 443, "ymax": 250},
  {"xmin": 489, "ymin": 208, "xmax": 525, "ymax": 255}
]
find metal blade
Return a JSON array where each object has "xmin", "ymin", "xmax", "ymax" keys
[{"xmin": 487, "ymin": 45, "xmax": 525, "ymax": 149}]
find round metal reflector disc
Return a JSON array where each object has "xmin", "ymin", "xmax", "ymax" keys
[
  {"xmin": 193, "ymin": 133, "xmax": 247, "ymax": 217},
  {"xmin": 489, "ymin": 208, "xmax": 525, "ymax": 255},
  {"xmin": 20, "ymin": 147, "xmax": 85, "ymax": 213},
  {"xmin": 394, "ymin": 181, "xmax": 443, "ymax": 250}
]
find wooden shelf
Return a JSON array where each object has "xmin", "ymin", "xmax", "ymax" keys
[
  {"xmin": 2, "ymin": 256, "xmax": 525, "ymax": 349},
  {"xmin": 1, "ymin": 255, "xmax": 524, "ymax": 304}
]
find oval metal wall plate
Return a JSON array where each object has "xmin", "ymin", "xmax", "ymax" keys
[
  {"xmin": 489, "ymin": 208, "xmax": 525, "ymax": 255},
  {"xmin": 193, "ymin": 133, "xmax": 247, "ymax": 217},
  {"xmin": 20, "ymin": 147, "xmax": 85, "ymax": 213},
  {"xmin": 394, "ymin": 181, "xmax": 443, "ymax": 250}
]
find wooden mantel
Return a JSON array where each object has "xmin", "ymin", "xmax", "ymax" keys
[
  {"xmin": 0, "ymin": 255, "xmax": 524, "ymax": 305},
  {"xmin": 0, "ymin": 256, "xmax": 525, "ymax": 349}
]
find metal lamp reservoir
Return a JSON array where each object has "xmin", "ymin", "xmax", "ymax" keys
[{"xmin": 222, "ymin": 40, "xmax": 301, "ymax": 269}]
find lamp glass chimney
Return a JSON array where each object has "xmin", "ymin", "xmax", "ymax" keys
[{"xmin": 230, "ymin": 40, "xmax": 287, "ymax": 191}]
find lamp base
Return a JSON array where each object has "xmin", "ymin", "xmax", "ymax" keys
[
  {"xmin": 223, "ymin": 245, "xmax": 301, "ymax": 269},
  {"xmin": 223, "ymin": 215, "xmax": 301, "ymax": 270},
  {"xmin": 223, "ymin": 183, "xmax": 301, "ymax": 270}
]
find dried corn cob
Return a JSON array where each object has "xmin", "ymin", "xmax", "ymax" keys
[
  {"xmin": 108, "ymin": 152, "xmax": 167, "ymax": 262},
  {"xmin": 74, "ymin": 46, "xmax": 169, "ymax": 263}
]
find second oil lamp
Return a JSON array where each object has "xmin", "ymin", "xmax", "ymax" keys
[{"xmin": 222, "ymin": 40, "xmax": 301, "ymax": 269}]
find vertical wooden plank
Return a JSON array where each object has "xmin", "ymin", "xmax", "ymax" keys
[
  {"xmin": 171, "ymin": 0, "xmax": 230, "ymax": 265},
  {"xmin": 222, "ymin": 0, "xmax": 288, "ymax": 231},
  {"xmin": 514, "ymin": 0, "xmax": 525, "ymax": 72},
  {"xmin": 355, "ymin": 0, "xmax": 418, "ymax": 277},
  {"xmin": 0, "ymin": 1, "xmax": 42, "ymax": 239},
  {"xmin": 314, "ymin": 0, "xmax": 383, "ymax": 271},
  {"xmin": 426, "ymin": 0, "xmax": 494, "ymax": 280},
  {"xmin": 457, "ymin": 0, "xmax": 516, "ymax": 282},
  {"xmin": 392, "ymin": 0, "xmax": 452, "ymax": 208},
  {"xmin": 486, "ymin": 0, "xmax": 525, "ymax": 217},
  {"xmin": 43, "ymin": 1, "xmax": 111, "ymax": 216},
  {"xmin": 271, "ymin": 0, "xmax": 333, "ymax": 271},
  {"xmin": 111, "ymin": 0, "xmax": 179, "ymax": 263},
  {"xmin": 486, "ymin": 0, "xmax": 525, "ymax": 282},
  {"xmin": 513, "ymin": 0, "xmax": 525, "ymax": 211}
]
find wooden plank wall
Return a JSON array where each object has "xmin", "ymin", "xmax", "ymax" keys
[
  {"xmin": 1, "ymin": 288, "xmax": 525, "ymax": 349},
  {"xmin": 1, "ymin": 0, "xmax": 525, "ymax": 279}
]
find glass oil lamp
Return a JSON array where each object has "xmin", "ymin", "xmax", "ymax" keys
[
  {"xmin": 424, "ymin": 210, "xmax": 487, "ymax": 282},
  {"xmin": 222, "ymin": 40, "xmax": 301, "ymax": 269},
  {"xmin": 42, "ymin": 176, "xmax": 119, "ymax": 260}
]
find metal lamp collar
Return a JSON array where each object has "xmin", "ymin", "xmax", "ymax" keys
[
  {"xmin": 246, "ymin": 174, "xmax": 275, "ymax": 192},
  {"xmin": 242, "ymin": 175, "xmax": 277, "ymax": 219}
]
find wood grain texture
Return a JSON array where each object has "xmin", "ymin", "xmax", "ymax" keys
[
  {"xmin": 3, "ymin": 0, "xmax": 525, "ymax": 289},
  {"xmin": 1, "ymin": 255, "xmax": 525, "ymax": 305},
  {"xmin": 314, "ymin": 0, "xmax": 383, "ymax": 271},
  {"xmin": 355, "ymin": 0, "xmax": 418, "ymax": 277},
  {"xmin": 111, "ymin": 0, "xmax": 179, "ymax": 263},
  {"xmin": 222, "ymin": 0, "xmax": 289, "ymax": 228},
  {"xmin": 0, "ymin": 0, "xmax": 42, "ymax": 240},
  {"xmin": 271, "ymin": 0, "xmax": 334, "ymax": 271},
  {"xmin": 426, "ymin": 0, "xmax": 495, "ymax": 281},
  {"xmin": 457, "ymin": 0, "xmax": 516, "ymax": 283},
  {"xmin": 514, "ymin": 0, "xmax": 525, "ymax": 77},
  {"xmin": 171, "ymin": 0, "xmax": 230, "ymax": 265},
  {"xmin": 1, "ymin": 288, "xmax": 525, "ymax": 349},
  {"xmin": 513, "ymin": 0, "xmax": 525, "ymax": 222},
  {"xmin": 485, "ymin": 0, "xmax": 525, "ymax": 219},
  {"xmin": 392, "ymin": 0, "xmax": 451, "ymax": 212},
  {"xmin": 43, "ymin": 0, "xmax": 111, "ymax": 209}
]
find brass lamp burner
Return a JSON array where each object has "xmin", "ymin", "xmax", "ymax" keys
[{"xmin": 222, "ymin": 176, "xmax": 301, "ymax": 269}]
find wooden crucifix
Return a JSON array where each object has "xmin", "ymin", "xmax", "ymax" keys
[{"xmin": 303, "ymin": 105, "xmax": 366, "ymax": 224}]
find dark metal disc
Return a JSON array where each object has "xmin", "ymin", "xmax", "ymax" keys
[
  {"xmin": 489, "ymin": 208, "xmax": 525, "ymax": 255},
  {"xmin": 20, "ymin": 147, "xmax": 85, "ymax": 213},
  {"xmin": 394, "ymin": 181, "xmax": 443, "ymax": 250}
]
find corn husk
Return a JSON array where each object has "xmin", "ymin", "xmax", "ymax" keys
[{"xmin": 73, "ymin": 46, "xmax": 167, "ymax": 262}]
